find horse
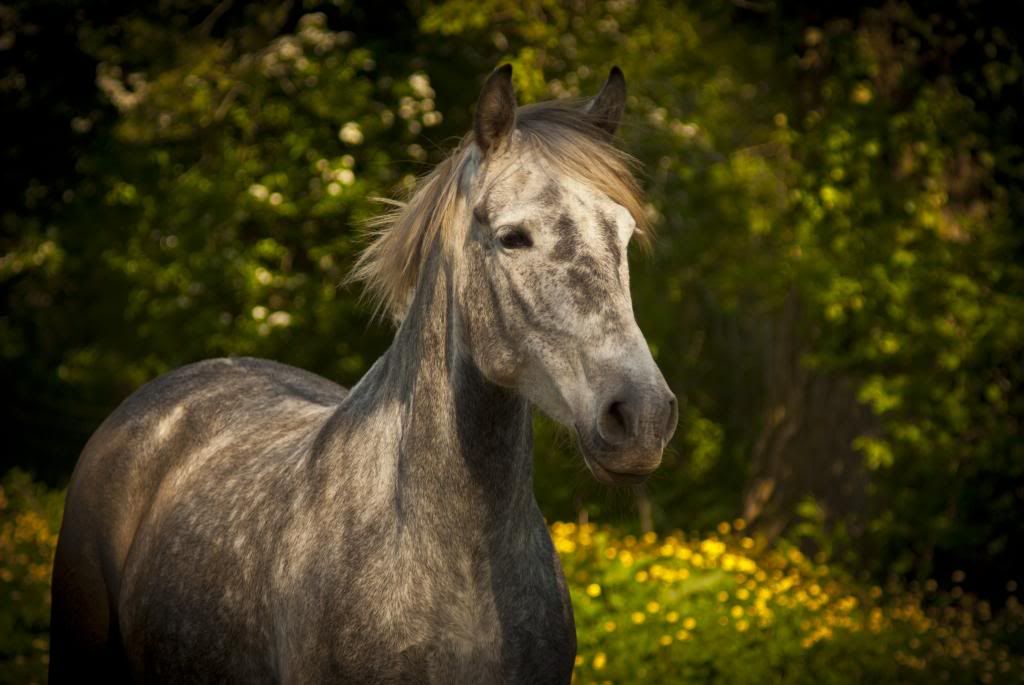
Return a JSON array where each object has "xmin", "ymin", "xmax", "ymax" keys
[{"xmin": 49, "ymin": 64, "xmax": 677, "ymax": 684}]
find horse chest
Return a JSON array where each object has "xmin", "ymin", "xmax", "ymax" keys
[{"xmin": 285, "ymin": 527, "xmax": 576, "ymax": 683}]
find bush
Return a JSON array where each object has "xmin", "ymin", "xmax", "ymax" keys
[
  {"xmin": 556, "ymin": 521, "xmax": 1024, "ymax": 685},
  {"xmin": 0, "ymin": 470, "xmax": 62, "ymax": 684}
]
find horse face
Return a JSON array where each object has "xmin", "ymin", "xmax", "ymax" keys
[{"xmin": 457, "ymin": 66, "xmax": 677, "ymax": 485}]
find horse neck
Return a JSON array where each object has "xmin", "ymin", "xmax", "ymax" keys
[{"xmin": 362, "ymin": 245, "xmax": 535, "ymax": 537}]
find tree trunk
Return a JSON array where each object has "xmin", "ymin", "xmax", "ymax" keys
[{"xmin": 742, "ymin": 290, "xmax": 875, "ymax": 543}]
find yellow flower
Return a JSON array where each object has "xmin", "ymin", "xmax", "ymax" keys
[
  {"xmin": 646, "ymin": 601, "xmax": 661, "ymax": 614},
  {"xmin": 736, "ymin": 619, "xmax": 750, "ymax": 632},
  {"xmin": 603, "ymin": 621, "xmax": 617, "ymax": 632},
  {"xmin": 836, "ymin": 596, "xmax": 857, "ymax": 612},
  {"xmin": 683, "ymin": 617, "xmax": 697, "ymax": 630},
  {"xmin": 717, "ymin": 521, "xmax": 731, "ymax": 535},
  {"xmin": 659, "ymin": 634, "xmax": 673, "ymax": 646},
  {"xmin": 702, "ymin": 539, "xmax": 725, "ymax": 555},
  {"xmin": 593, "ymin": 652, "xmax": 607, "ymax": 670},
  {"xmin": 635, "ymin": 570, "xmax": 649, "ymax": 583},
  {"xmin": 717, "ymin": 591, "xmax": 729, "ymax": 602},
  {"xmin": 586, "ymin": 583, "xmax": 601, "ymax": 598},
  {"xmin": 555, "ymin": 538, "xmax": 576, "ymax": 554},
  {"xmin": 631, "ymin": 612, "xmax": 646, "ymax": 624},
  {"xmin": 675, "ymin": 629, "xmax": 692, "ymax": 640},
  {"xmin": 666, "ymin": 611, "xmax": 679, "ymax": 623},
  {"xmin": 731, "ymin": 606, "xmax": 744, "ymax": 619}
]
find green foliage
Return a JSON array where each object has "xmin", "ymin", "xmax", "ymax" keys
[
  {"xmin": 2, "ymin": 0, "xmax": 1022, "ymax": 599},
  {"xmin": 770, "ymin": 8, "xmax": 1024, "ymax": 580},
  {"xmin": 34, "ymin": 6, "xmax": 425, "ymax": 389},
  {"xmin": 0, "ymin": 471, "xmax": 63, "ymax": 684}
]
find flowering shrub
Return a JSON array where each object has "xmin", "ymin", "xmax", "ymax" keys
[
  {"xmin": 555, "ymin": 521, "xmax": 1024, "ymax": 684},
  {"xmin": 2, "ymin": 471, "xmax": 1022, "ymax": 684},
  {"xmin": 0, "ymin": 470, "xmax": 62, "ymax": 684}
]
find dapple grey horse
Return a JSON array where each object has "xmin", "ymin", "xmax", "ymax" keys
[{"xmin": 49, "ymin": 64, "xmax": 677, "ymax": 683}]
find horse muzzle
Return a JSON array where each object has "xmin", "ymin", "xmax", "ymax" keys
[{"xmin": 576, "ymin": 383, "xmax": 678, "ymax": 485}]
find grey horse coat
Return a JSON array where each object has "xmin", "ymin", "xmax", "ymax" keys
[{"xmin": 49, "ymin": 65, "xmax": 676, "ymax": 683}]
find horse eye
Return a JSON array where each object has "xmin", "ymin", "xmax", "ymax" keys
[{"xmin": 497, "ymin": 226, "xmax": 533, "ymax": 250}]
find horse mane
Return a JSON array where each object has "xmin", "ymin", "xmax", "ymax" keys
[{"xmin": 349, "ymin": 99, "xmax": 650, "ymax": 321}]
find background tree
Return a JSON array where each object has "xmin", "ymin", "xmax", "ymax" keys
[{"xmin": 2, "ymin": 0, "xmax": 1021, "ymax": 599}]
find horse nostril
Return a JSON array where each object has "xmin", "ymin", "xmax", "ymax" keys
[
  {"xmin": 663, "ymin": 394, "xmax": 679, "ymax": 442},
  {"xmin": 599, "ymin": 399, "xmax": 636, "ymax": 446}
]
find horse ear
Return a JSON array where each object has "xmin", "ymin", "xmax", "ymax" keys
[
  {"xmin": 474, "ymin": 64, "xmax": 517, "ymax": 156},
  {"xmin": 584, "ymin": 66, "xmax": 627, "ymax": 137}
]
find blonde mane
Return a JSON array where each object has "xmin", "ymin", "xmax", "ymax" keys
[{"xmin": 349, "ymin": 100, "xmax": 650, "ymax": 320}]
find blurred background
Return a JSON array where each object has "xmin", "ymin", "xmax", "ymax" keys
[{"xmin": 1, "ymin": 0, "xmax": 1022, "ymax": 682}]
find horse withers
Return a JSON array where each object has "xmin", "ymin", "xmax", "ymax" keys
[{"xmin": 49, "ymin": 65, "xmax": 677, "ymax": 684}]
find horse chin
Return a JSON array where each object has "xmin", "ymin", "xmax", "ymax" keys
[
  {"xmin": 582, "ymin": 455, "xmax": 655, "ymax": 486},
  {"xmin": 575, "ymin": 427, "xmax": 661, "ymax": 486}
]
